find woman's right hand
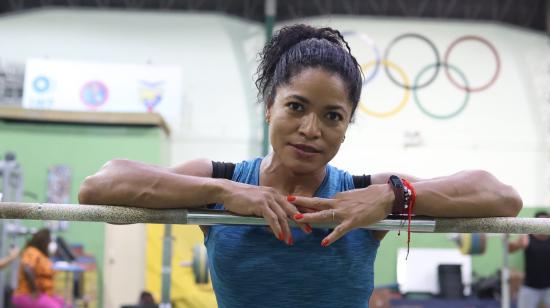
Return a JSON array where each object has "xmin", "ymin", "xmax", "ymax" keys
[{"xmin": 220, "ymin": 180, "xmax": 311, "ymax": 245}]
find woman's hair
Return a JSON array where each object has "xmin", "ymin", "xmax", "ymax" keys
[
  {"xmin": 255, "ymin": 24, "xmax": 363, "ymax": 118},
  {"xmin": 26, "ymin": 228, "xmax": 51, "ymax": 256}
]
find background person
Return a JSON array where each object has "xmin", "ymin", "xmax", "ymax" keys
[
  {"xmin": 509, "ymin": 211, "xmax": 550, "ymax": 308},
  {"xmin": 12, "ymin": 228, "xmax": 65, "ymax": 308}
]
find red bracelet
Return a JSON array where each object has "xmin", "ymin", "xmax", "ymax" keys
[{"xmin": 402, "ymin": 178, "xmax": 416, "ymax": 258}]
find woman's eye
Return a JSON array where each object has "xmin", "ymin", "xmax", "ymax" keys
[
  {"xmin": 326, "ymin": 112, "xmax": 343, "ymax": 121},
  {"xmin": 288, "ymin": 102, "xmax": 304, "ymax": 111}
]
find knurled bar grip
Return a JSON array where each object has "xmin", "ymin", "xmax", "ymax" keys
[{"xmin": 0, "ymin": 202, "xmax": 549, "ymax": 234}]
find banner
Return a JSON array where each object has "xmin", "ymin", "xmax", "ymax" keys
[{"xmin": 22, "ymin": 59, "xmax": 183, "ymax": 133}]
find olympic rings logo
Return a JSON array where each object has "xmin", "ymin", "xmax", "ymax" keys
[{"xmin": 342, "ymin": 32, "xmax": 501, "ymax": 119}]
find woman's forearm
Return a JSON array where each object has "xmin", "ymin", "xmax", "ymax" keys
[
  {"xmin": 78, "ymin": 159, "xmax": 229, "ymax": 209},
  {"xmin": 412, "ymin": 170, "xmax": 522, "ymax": 217}
]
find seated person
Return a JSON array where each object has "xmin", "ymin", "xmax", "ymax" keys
[{"xmin": 12, "ymin": 228, "xmax": 65, "ymax": 308}]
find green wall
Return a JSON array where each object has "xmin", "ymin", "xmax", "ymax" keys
[
  {"xmin": 374, "ymin": 207, "xmax": 544, "ymax": 287},
  {"xmin": 0, "ymin": 119, "xmax": 167, "ymax": 307}
]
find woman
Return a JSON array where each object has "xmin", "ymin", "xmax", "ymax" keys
[
  {"xmin": 12, "ymin": 228, "xmax": 64, "ymax": 308},
  {"xmin": 79, "ymin": 24, "xmax": 522, "ymax": 307}
]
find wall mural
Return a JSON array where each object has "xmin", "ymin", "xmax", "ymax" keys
[{"xmin": 342, "ymin": 32, "xmax": 501, "ymax": 120}]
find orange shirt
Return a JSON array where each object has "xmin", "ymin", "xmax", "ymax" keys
[{"xmin": 14, "ymin": 246, "xmax": 55, "ymax": 295}]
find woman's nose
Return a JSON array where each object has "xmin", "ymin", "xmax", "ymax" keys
[{"xmin": 298, "ymin": 113, "xmax": 321, "ymax": 139}]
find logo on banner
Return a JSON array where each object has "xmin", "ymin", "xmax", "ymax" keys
[
  {"xmin": 32, "ymin": 76, "xmax": 50, "ymax": 93},
  {"xmin": 139, "ymin": 81, "xmax": 164, "ymax": 112},
  {"xmin": 28, "ymin": 75, "xmax": 54, "ymax": 108},
  {"xmin": 80, "ymin": 80, "xmax": 109, "ymax": 108}
]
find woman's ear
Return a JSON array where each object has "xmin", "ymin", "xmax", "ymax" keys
[{"xmin": 265, "ymin": 108, "xmax": 271, "ymax": 124}]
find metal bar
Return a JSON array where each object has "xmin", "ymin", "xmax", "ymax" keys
[
  {"xmin": 0, "ymin": 202, "xmax": 435, "ymax": 231},
  {"xmin": 501, "ymin": 234, "xmax": 510, "ymax": 308},
  {"xmin": 434, "ymin": 217, "xmax": 550, "ymax": 234},
  {"xmin": 262, "ymin": 0, "xmax": 276, "ymax": 156},
  {"xmin": 367, "ymin": 0, "xmax": 381, "ymax": 14},
  {"xmin": 342, "ymin": 0, "xmax": 353, "ymax": 15},
  {"xmin": 0, "ymin": 152, "xmax": 23, "ymax": 307},
  {"xmin": 416, "ymin": 0, "xmax": 430, "ymax": 17},
  {"xmin": 160, "ymin": 224, "xmax": 172, "ymax": 308},
  {"xmin": 0, "ymin": 202, "xmax": 189, "ymax": 225},
  {"xmin": 185, "ymin": 209, "xmax": 436, "ymax": 232},
  {"xmin": 2, "ymin": 202, "xmax": 550, "ymax": 234},
  {"xmin": 396, "ymin": 0, "xmax": 410, "ymax": 16}
]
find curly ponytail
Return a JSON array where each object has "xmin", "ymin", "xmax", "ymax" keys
[{"xmin": 255, "ymin": 24, "xmax": 362, "ymax": 118}]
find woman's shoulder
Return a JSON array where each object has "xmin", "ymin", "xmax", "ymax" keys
[
  {"xmin": 326, "ymin": 164, "xmax": 372, "ymax": 189},
  {"xmin": 236, "ymin": 157, "xmax": 263, "ymax": 168},
  {"xmin": 230, "ymin": 157, "xmax": 263, "ymax": 182},
  {"xmin": 326, "ymin": 164, "xmax": 355, "ymax": 179}
]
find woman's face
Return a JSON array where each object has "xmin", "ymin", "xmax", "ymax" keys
[{"xmin": 267, "ymin": 67, "xmax": 353, "ymax": 174}]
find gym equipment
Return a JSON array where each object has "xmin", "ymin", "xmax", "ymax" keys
[
  {"xmin": 0, "ymin": 202, "xmax": 549, "ymax": 234},
  {"xmin": 0, "ymin": 152, "xmax": 25, "ymax": 307},
  {"xmin": 179, "ymin": 244, "xmax": 209, "ymax": 284},
  {"xmin": 453, "ymin": 233, "xmax": 487, "ymax": 255}
]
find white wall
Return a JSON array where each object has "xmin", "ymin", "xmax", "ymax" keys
[
  {"xmin": 0, "ymin": 8, "xmax": 264, "ymax": 164},
  {"xmin": 281, "ymin": 16, "xmax": 550, "ymax": 208},
  {"xmin": 6, "ymin": 10, "xmax": 546, "ymax": 208}
]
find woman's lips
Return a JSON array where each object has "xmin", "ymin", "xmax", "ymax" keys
[{"xmin": 290, "ymin": 143, "xmax": 321, "ymax": 158}]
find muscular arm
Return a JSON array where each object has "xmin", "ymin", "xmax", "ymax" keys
[
  {"xmin": 78, "ymin": 158, "xmax": 229, "ymax": 209},
  {"xmin": 291, "ymin": 170, "xmax": 521, "ymax": 244},
  {"xmin": 81, "ymin": 159, "xmax": 304, "ymax": 241},
  {"xmin": 371, "ymin": 170, "xmax": 522, "ymax": 218},
  {"xmin": 368, "ymin": 170, "xmax": 521, "ymax": 241},
  {"xmin": 508, "ymin": 234, "xmax": 529, "ymax": 252}
]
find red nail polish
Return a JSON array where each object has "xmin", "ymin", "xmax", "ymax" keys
[
  {"xmin": 288, "ymin": 237, "xmax": 294, "ymax": 246},
  {"xmin": 321, "ymin": 239, "xmax": 330, "ymax": 247},
  {"xmin": 278, "ymin": 232, "xmax": 284, "ymax": 241},
  {"xmin": 294, "ymin": 213, "xmax": 303, "ymax": 220},
  {"xmin": 287, "ymin": 195, "xmax": 296, "ymax": 202},
  {"xmin": 305, "ymin": 225, "xmax": 312, "ymax": 233}
]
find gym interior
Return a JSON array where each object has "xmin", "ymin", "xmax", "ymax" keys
[{"xmin": 0, "ymin": 1, "xmax": 549, "ymax": 308}]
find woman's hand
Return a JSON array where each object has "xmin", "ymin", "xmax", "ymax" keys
[
  {"xmin": 221, "ymin": 181, "xmax": 311, "ymax": 245},
  {"xmin": 289, "ymin": 184, "xmax": 394, "ymax": 246}
]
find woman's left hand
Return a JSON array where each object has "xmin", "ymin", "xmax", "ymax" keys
[{"xmin": 289, "ymin": 184, "xmax": 394, "ymax": 246}]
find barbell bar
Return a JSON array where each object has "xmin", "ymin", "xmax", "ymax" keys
[{"xmin": 0, "ymin": 202, "xmax": 549, "ymax": 234}]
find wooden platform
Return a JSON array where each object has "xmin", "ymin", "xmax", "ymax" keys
[{"xmin": 0, "ymin": 107, "xmax": 170, "ymax": 136}]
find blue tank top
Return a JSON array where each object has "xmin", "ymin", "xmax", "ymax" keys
[{"xmin": 205, "ymin": 157, "xmax": 380, "ymax": 308}]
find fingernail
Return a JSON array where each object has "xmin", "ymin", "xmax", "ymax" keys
[
  {"xmin": 294, "ymin": 213, "xmax": 303, "ymax": 220},
  {"xmin": 288, "ymin": 237, "xmax": 294, "ymax": 246},
  {"xmin": 321, "ymin": 239, "xmax": 330, "ymax": 247},
  {"xmin": 287, "ymin": 195, "xmax": 296, "ymax": 202},
  {"xmin": 305, "ymin": 225, "xmax": 312, "ymax": 233},
  {"xmin": 278, "ymin": 232, "xmax": 284, "ymax": 241}
]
